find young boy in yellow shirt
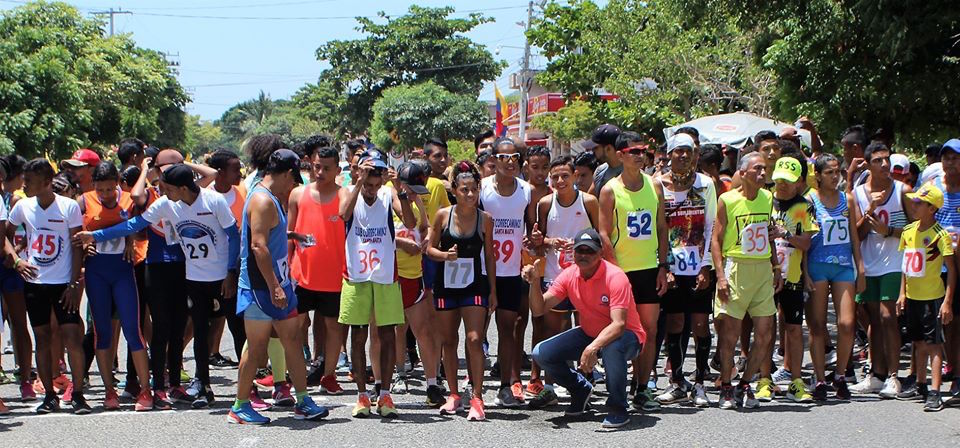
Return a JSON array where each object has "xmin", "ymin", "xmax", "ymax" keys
[{"xmin": 898, "ymin": 183, "xmax": 955, "ymax": 411}]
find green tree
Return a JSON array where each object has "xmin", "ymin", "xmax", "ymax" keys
[
  {"xmin": 316, "ymin": 6, "xmax": 505, "ymax": 134},
  {"xmin": 183, "ymin": 114, "xmax": 223, "ymax": 157},
  {"xmin": 0, "ymin": 1, "xmax": 188, "ymax": 158},
  {"xmin": 292, "ymin": 80, "xmax": 348, "ymax": 138},
  {"xmin": 531, "ymin": 99, "xmax": 601, "ymax": 145},
  {"xmin": 369, "ymin": 82, "xmax": 490, "ymax": 153}
]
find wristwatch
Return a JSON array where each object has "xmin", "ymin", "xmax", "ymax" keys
[{"xmin": 397, "ymin": 191, "xmax": 409, "ymax": 201}]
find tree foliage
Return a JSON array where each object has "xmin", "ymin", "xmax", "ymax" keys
[
  {"xmin": 369, "ymin": 82, "xmax": 489, "ymax": 153},
  {"xmin": 315, "ymin": 6, "xmax": 504, "ymax": 134},
  {"xmin": 531, "ymin": 99, "xmax": 601, "ymax": 143},
  {"xmin": 0, "ymin": 1, "xmax": 188, "ymax": 158},
  {"xmin": 212, "ymin": 91, "xmax": 325, "ymax": 155}
]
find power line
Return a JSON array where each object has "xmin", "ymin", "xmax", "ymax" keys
[
  {"xmin": 132, "ymin": 5, "xmax": 527, "ymax": 21},
  {"xmin": 90, "ymin": 7, "xmax": 131, "ymax": 36},
  {"xmin": 129, "ymin": 0, "xmax": 340, "ymax": 11}
]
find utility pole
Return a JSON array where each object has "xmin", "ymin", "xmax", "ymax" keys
[
  {"xmin": 518, "ymin": 1, "xmax": 533, "ymax": 142},
  {"xmin": 91, "ymin": 8, "xmax": 131, "ymax": 36}
]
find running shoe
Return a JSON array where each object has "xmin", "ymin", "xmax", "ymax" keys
[
  {"xmin": 273, "ymin": 382, "xmax": 296, "ymax": 407},
  {"xmin": 209, "ymin": 353, "xmax": 239, "ymax": 369},
  {"xmin": 771, "ymin": 367, "xmax": 792, "ymax": 384},
  {"xmin": 692, "ymin": 383, "xmax": 711, "ymax": 408},
  {"xmin": 788, "ymin": 379, "xmax": 813, "ymax": 402},
  {"xmin": 61, "ymin": 383, "xmax": 74, "ymax": 405},
  {"xmin": 378, "ymin": 394, "xmax": 398, "ymax": 418},
  {"xmin": 20, "ymin": 380, "xmax": 37, "ymax": 402},
  {"xmin": 601, "ymin": 407, "xmax": 630, "ymax": 429},
  {"xmin": 121, "ymin": 382, "xmax": 141, "ymax": 400},
  {"xmin": 168, "ymin": 386, "xmax": 192, "ymax": 404},
  {"xmin": 319, "ymin": 374, "xmax": 343, "ymax": 395},
  {"xmin": 228, "ymin": 401, "xmax": 270, "ymax": 425},
  {"xmin": 185, "ymin": 378, "xmax": 203, "ymax": 398},
  {"xmin": 525, "ymin": 378, "xmax": 545, "ymax": 397},
  {"xmin": 0, "ymin": 397, "xmax": 9, "ymax": 415},
  {"xmin": 632, "ymin": 388, "xmax": 661, "ymax": 412},
  {"xmin": 646, "ymin": 375, "xmax": 658, "ymax": 392},
  {"xmin": 755, "ymin": 378, "xmax": 774, "ymax": 402},
  {"xmin": 495, "ymin": 385, "xmax": 522, "ymax": 408},
  {"xmin": 655, "ymin": 383, "xmax": 689, "ymax": 405},
  {"xmin": 740, "ymin": 383, "xmax": 759, "ymax": 409},
  {"xmin": 32, "ymin": 378, "xmax": 45, "ymax": 395},
  {"xmin": 2, "ymin": 343, "xmax": 12, "ymax": 355},
  {"xmin": 825, "ymin": 347, "xmax": 838, "ymax": 367},
  {"xmin": 554, "ymin": 384, "xmax": 570, "ymax": 399},
  {"xmin": 179, "ymin": 369, "xmax": 191, "ymax": 384},
  {"xmin": 192, "ymin": 386, "xmax": 211, "ymax": 409},
  {"xmin": 249, "ymin": 388, "xmax": 272, "ymax": 411},
  {"xmin": 467, "ymin": 396, "xmax": 486, "ymax": 421},
  {"xmin": 849, "ymin": 375, "xmax": 884, "ymax": 394},
  {"xmin": 153, "ymin": 390, "xmax": 173, "ymax": 411},
  {"xmin": 528, "ymin": 386, "xmax": 559, "ymax": 409},
  {"xmin": 924, "ymin": 390, "xmax": 943, "ymax": 412},
  {"xmin": 104, "ymin": 388, "xmax": 120, "ymax": 410},
  {"xmin": 878, "ymin": 376, "xmax": 901, "ymax": 399},
  {"xmin": 489, "ymin": 361, "xmax": 500, "ymax": 378},
  {"xmin": 565, "ymin": 383, "xmax": 593, "ymax": 416},
  {"xmin": 834, "ymin": 377, "xmax": 851, "ymax": 401},
  {"xmin": 0, "ymin": 371, "xmax": 13, "ymax": 385},
  {"xmin": 944, "ymin": 382, "xmax": 960, "ymax": 407},
  {"xmin": 718, "ymin": 384, "xmax": 736, "ymax": 410},
  {"xmin": 336, "ymin": 352, "xmax": 349, "ymax": 372},
  {"xmin": 306, "ymin": 366, "xmax": 324, "ymax": 387},
  {"xmin": 53, "ymin": 374, "xmax": 70, "ymax": 393},
  {"xmin": 440, "ymin": 393, "xmax": 461, "ymax": 415},
  {"xmin": 135, "ymin": 390, "xmax": 154, "ymax": 411},
  {"xmin": 425, "ymin": 385, "xmax": 445, "ymax": 408},
  {"xmin": 896, "ymin": 381, "xmax": 920, "ymax": 401},
  {"xmin": 71, "ymin": 393, "xmax": 92, "ymax": 415},
  {"xmin": 352, "ymin": 394, "xmax": 372, "ymax": 418},
  {"xmin": 294, "ymin": 395, "xmax": 330, "ymax": 421},
  {"xmin": 391, "ymin": 375, "xmax": 409, "ymax": 394},
  {"xmin": 253, "ymin": 373, "xmax": 274, "ymax": 390},
  {"xmin": 511, "ymin": 381, "xmax": 526, "ymax": 404},
  {"xmin": 36, "ymin": 393, "xmax": 60, "ymax": 414}
]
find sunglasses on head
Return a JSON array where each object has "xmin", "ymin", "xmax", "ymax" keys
[
  {"xmin": 620, "ymin": 145, "xmax": 648, "ymax": 155},
  {"xmin": 495, "ymin": 153, "xmax": 521, "ymax": 162}
]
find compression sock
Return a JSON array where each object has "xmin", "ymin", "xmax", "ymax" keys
[
  {"xmin": 666, "ymin": 333, "xmax": 684, "ymax": 383},
  {"xmin": 695, "ymin": 336, "xmax": 712, "ymax": 384}
]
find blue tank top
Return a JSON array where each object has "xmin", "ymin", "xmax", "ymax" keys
[
  {"xmin": 932, "ymin": 177, "xmax": 960, "ymax": 271},
  {"xmin": 239, "ymin": 185, "xmax": 290, "ymax": 291},
  {"xmin": 807, "ymin": 190, "xmax": 854, "ymax": 266}
]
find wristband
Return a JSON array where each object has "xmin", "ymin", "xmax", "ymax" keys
[
  {"xmin": 657, "ymin": 261, "xmax": 669, "ymax": 269},
  {"xmin": 13, "ymin": 258, "xmax": 20, "ymax": 269}
]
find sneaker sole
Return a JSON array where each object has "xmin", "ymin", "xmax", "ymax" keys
[
  {"xmin": 352, "ymin": 411, "xmax": 371, "ymax": 418},
  {"xmin": 602, "ymin": 420, "xmax": 629, "ymax": 429},
  {"xmin": 73, "ymin": 408, "xmax": 92, "ymax": 415},
  {"xmin": 923, "ymin": 405, "xmax": 943, "ymax": 412},
  {"xmin": 192, "ymin": 401, "xmax": 209, "ymax": 409},
  {"xmin": 494, "ymin": 399, "xmax": 523, "ymax": 408},
  {"xmin": 295, "ymin": 411, "xmax": 329, "ymax": 420},
  {"xmin": 227, "ymin": 413, "xmax": 269, "ymax": 425},
  {"xmin": 322, "ymin": 388, "xmax": 344, "ymax": 395}
]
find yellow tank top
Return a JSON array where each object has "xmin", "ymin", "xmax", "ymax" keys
[
  {"xmin": 610, "ymin": 174, "xmax": 660, "ymax": 271},
  {"xmin": 720, "ymin": 188, "xmax": 774, "ymax": 260}
]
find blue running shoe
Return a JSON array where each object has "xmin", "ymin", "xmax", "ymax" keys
[
  {"xmin": 602, "ymin": 407, "xmax": 630, "ymax": 429},
  {"xmin": 294, "ymin": 396, "xmax": 330, "ymax": 421},
  {"xmin": 228, "ymin": 402, "xmax": 271, "ymax": 425},
  {"xmin": 564, "ymin": 382, "xmax": 593, "ymax": 416}
]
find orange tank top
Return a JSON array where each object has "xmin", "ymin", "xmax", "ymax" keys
[
  {"xmin": 82, "ymin": 188, "xmax": 136, "ymax": 231},
  {"xmin": 290, "ymin": 186, "xmax": 345, "ymax": 292}
]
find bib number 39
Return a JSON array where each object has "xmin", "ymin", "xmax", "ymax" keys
[
  {"xmin": 740, "ymin": 223, "xmax": 769, "ymax": 256},
  {"xmin": 903, "ymin": 248, "xmax": 926, "ymax": 277},
  {"xmin": 492, "ymin": 239, "xmax": 514, "ymax": 263},
  {"xmin": 626, "ymin": 210, "xmax": 653, "ymax": 240}
]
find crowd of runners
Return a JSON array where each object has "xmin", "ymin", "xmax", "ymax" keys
[{"xmin": 0, "ymin": 120, "xmax": 958, "ymax": 429}]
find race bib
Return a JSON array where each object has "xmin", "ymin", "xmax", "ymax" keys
[
  {"xmin": 182, "ymin": 234, "xmax": 217, "ymax": 261},
  {"xmin": 443, "ymin": 258, "xmax": 475, "ymax": 289},
  {"xmin": 276, "ymin": 257, "xmax": 290, "ymax": 287},
  {"xmin": 626, "ymin": 210, "xmax": 653, "ymax": 240},
  {"xmin": 557, "ymin": 249, "xmax": 574, "ymax": 270},
  {"xmin": 671, "ymin": 246, "xmax": 701, "ymax": 276},
  {"xmin": 30, "ymin": 230, "xmax": 62, "ymax": 264},
  {"xmin": 740, "ymin": 223, "xmax": 770, "ymax": 256},
  {"xmin": 95, "ymin": 237, "xmax": 125, "ymax": 255},
  {"xmin": 903, "ymin": 248, "xmax": 926, "ymax": 277},
  {"xmin": 775, "ymin": 239, "xmax": 793, "ymax": 276},
  {"xmin": 822, "ymin": 217, "xmax": 850, "ymax": 246},
  {"xmin": 492, "ymin": 237, "xmax": 516, "ymax": 264}
]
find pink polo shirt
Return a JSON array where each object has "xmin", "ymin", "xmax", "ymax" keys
[{"xmin": 547, "ymin": 260, "xmax": 646, "ymax": 345}]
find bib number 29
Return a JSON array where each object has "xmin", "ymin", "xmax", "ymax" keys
[
  {"xmin": 186, "ymin": 242, "xmax": 209, "ymax": 260},
  {"xmin": 627, "ymin": 211, "xmax": 652, "ymax": 240}
]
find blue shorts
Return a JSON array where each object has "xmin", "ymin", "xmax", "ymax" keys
[
  {"xmin": 0, "ymin": 266, "xmax": 24, "ymax": 294},
  {"xmin": 541, "ymin": 280, "xmax": 573, "ymax": 312},
  {"xmin": 808, "ymin": 261, "xmax": 856, "ymax": 284},
  {"xmin": 239, "ymin": 286, "xmax": 298, "ymax": 321},
  {"xmin": 422, "ymin": 259, "xmax": 438, "ymax": 291},
  {"xmin": 435, "ymin": 295, "xmax": 488, "ymax": 311}
]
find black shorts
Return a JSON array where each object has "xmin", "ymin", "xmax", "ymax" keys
[
  {"xmin": 626, "ymin": 268, "xmax": 660, "ymax": 304},
  {"xmin": 541, "ymin": 280, "xmax": 574, "ymax": 312},
  {"xmin": 662, "ymin": 273, "xmax": 714, "ymax": 315},
  {"xmin": 212, "ymin": 296, "xmax": 236, "ymax": 318},
  {"xmin": 775, "ymin": 283, "xmax": 805, "ymax": 326},
  {"xmin": 495, "ymin": 276, "xmax": 524, "ymax": 313},
  {"xmin": 24, "ymin": 283, "xmax": 82, "ymax": 327},
  {"xmin": 906, "ymin": 297, "xmax": 945, "ymax": 345},
  {"xmin": 295, "ymin": 287, "xmax": 341, "ymax": 318}
]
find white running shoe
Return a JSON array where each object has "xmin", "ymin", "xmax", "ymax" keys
[
  {"xmin": 692, "ymin": 383, "xmax": 711, "ymax": 408},
  {"xmin": 849, "ymin": 375, "xmax": 884, "ymax": 394},
  {"xmin": 878, "ymin": 376, "xmax": 901, "ymax": 399}
]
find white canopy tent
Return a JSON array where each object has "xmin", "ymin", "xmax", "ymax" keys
[{"xmin": 663, "ymin": 111, "xmax": 814, "ymax": 149}]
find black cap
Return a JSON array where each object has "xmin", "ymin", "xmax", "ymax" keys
[
  {"xmin": 266, "ymin": 148, "xmax": 303, "ymax": 184},
  {"xmin": 397, "ymin": 160, "xmax": 431, "ymax": 195},
  {"xmin": 585, "ymin": 124, "xmax": 621, "ymax": 150},
  {"xmin": 144, "ymin": 146, "xmax": 160, "ymax": 164},
  {"xmin": 161, "ymin": 164, "xmax": 199, "ymax": 193},
  {"xmin": 571, "ymin": 228, "xmax": 603, "ymax": 252},
  {"xmin": 359, "ymin": 149, "xmax": 389, "ymax": 169}
]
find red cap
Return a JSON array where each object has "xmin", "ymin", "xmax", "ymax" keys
[{"xmin": 63, "ymin": 149, "xmax": 101, "ymax": 167}]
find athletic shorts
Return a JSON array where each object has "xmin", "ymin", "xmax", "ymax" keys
[
  {"xmin": 662, "ymin": 273, "xmax": 714, "ymax": 315},
  {"xmin": 0, "ymin": 266, "xmax": 24, "ymax": 294},
  {"xmin": 295, "ymin": 287, "xmax": 341, "ymax": 318},
  {"xmin": 399, "ymin": 277, "xmax": 425, "ymax": 309},
  {"xmin": 774, "ymin": 283, "xmax": 805, "ymax": 325},
  {"xmin": 24, "ymin": 283, "xmax": 82, "ymax": 327},
  {"xmin": 339, "ymin": 280, "xmax": 405, "ymax": 327},
  {"xmin": 939, "ymin": 272, "xmax": 960, "ymax": 315},
  {"xmin": 422, "ymin": 259, "xmax": 438, "ymax": 291},
  {"xmin": 212, "ymin": 296, "xmax": 237, "ymax": 318},
  {"xmin": 495, "ymin": 276, "xmax": 523, "ymax": 313},
  {"xmin": 905, "ymin": 297, "xmax": 945, "ymax": 345},
  {"xmin": 856, "ymin": 273, "xmax": 901, "ymax": 303},
  {"xmin": 435, "ymin": 294, "xmax": 489, "ymax": 310},
  {"xmin": 541, "ymin": 280, "xmax": 574, "ymax": 312},
  {"xmin": 626, "ymin": 268, "xmax": 661, "ymax": 304},
  {"xmin": 242, "ymin": 291, "xmax": 299, "ymax": 322},
  {"xmin": 808, "ymin": 261, "xmax": 856, "ymax": 284},
  {"xmin": 715, "ymin": 258, "xmax": 776, "ymax": 320}
]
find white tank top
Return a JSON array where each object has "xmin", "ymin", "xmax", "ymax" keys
[
  {"xmin": 544, "ymin": 191, "xmax": 592, "ymax": 281},
  {"xmin": 855, "ymin": 180, "xmax": 907, "ymax": 276},
  {"xmin": 345, "ymin": 187, "xmax": 396, "ymax": 284},
  {"xmin": 480, "ymin": 177, "xmax": 531, "ymax": 277}
]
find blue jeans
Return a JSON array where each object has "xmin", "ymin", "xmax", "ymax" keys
[{"xmin": 532, "ymin": 326, "xmax": 641, "ymax": 409}]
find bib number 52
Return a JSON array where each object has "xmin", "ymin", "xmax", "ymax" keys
[{"xmin": 626, "ymin": 211, "xmax": 652, "ymax": 240}]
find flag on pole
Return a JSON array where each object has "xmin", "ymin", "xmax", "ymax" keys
[{"xmin": 494, "ymin": 85, "xmax": 508, "ymax": 137}]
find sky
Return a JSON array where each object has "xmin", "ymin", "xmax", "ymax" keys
[{"xmin": 0, "ymin": 0, "xmax": 556, "ymax": 121}]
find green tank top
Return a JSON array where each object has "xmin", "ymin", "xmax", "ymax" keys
[
  {"xmin": 720, "ymin": 188, "xmax": 774, "ymax": 260},
  {"xmin": 610, "ymin": 174, "xmax": 660, "ymax": 271}
]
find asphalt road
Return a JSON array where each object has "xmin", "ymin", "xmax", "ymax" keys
[{"xmin": 0, "ymin": 312, "xmax": 958, "ymax": 448}]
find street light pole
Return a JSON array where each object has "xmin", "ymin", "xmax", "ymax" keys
[{"xmin": 518, "ymin": 1, "xmax": 533, "ymax": 142}]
